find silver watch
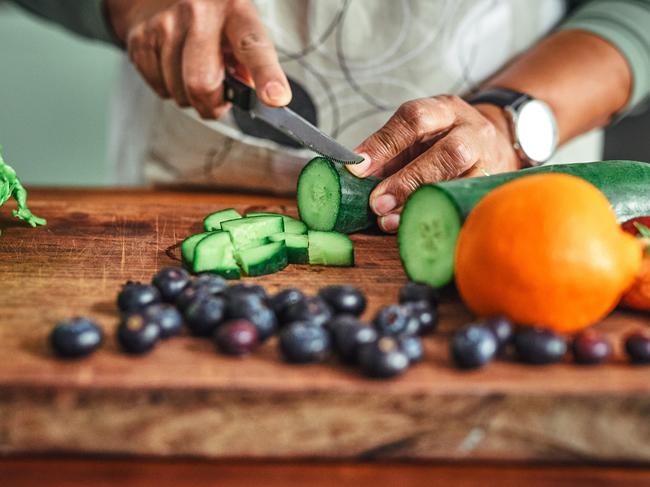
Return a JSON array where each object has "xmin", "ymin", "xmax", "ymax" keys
[{"xmin": 467, "ymin": 88, "xmax": 558, "ymax": 166}]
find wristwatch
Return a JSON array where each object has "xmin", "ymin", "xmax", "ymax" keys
[{"xmin": 467, "ymin": 88, "xmax": 558, "ymax": 166}]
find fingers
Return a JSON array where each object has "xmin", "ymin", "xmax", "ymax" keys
[
  {"xmin": 348, "ymin": 97, "xmax": 459, "ymax": 178},
  {"xmin": 225, "ymin": 1, "xmax": 291, "ymax": 106},
  {"xmin": 157, "ymin": 12, "xmax": 190, "ymax": 107},
  {"xmin": 127, "ymin": 23, "xmax": 169, "ymax": 98}
]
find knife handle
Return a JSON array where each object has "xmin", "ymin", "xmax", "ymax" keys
[{"xmin": 223, "ymin": 72, "xmax": 254, "ymax": 110}]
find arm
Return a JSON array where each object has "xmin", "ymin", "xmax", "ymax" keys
[{"xmin": 350, "ymin": 0, "xmax": 650, "ymax": 233}]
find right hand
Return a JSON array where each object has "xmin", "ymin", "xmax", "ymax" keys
[{"xmin": 106, "ymin": 0, "xmax": 292, "ymax": 119}]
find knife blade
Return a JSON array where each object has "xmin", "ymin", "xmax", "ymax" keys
[{"xmin": 224, "ymin": 73, "xmax": 364, "ymax": 165}]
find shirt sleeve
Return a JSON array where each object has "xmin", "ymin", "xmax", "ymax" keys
[
  {"xmin": 559, "ymin": 0, "xmax": 650, "ymax": 112},
  {"xmin": 9, "ymin": 0, "xmax": 120, "ymax": 46}
]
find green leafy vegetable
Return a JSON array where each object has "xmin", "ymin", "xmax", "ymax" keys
[{"xmin": 0, "ymin": 146, "xmax": 46, "ymax": 229}]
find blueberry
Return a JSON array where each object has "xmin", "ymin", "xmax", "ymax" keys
[
  {"xmin": 373, "ymin": 304, "xmax": 418, "ymax": 336},
  {"xmin": 117, "ymin": 313, "xmax": 161, "ymax": 354},
  {"xmin": 224, "ymin": 283, "xmax": 267, "ymax": 301},
  {"xmin": 117, "ymin": 281, "xmax": 161, "ymax": 313},
  {"xmin": 358, "ymin": 337, "xmax": 410, "ymax": 378},
  {"xmin": 151, "ymin": 266, "xmax": 191, "ymax": 302},
  {"xmin": 227, "ymin": 298, "xmax": 277, "ymax": 342},
  {"xmin": 142, "ymin": 303, "xmax": 184, "ymax": 339},
  {"xmin": 398, "ymin": 335, "xmax": 424, "ymax": 364},
  {"xmin": 398, "ymin": 282, "xmax": 439, "ymax": 308},
  {"xmin": 49, "ymin": 317, "xmax": 103, "ymax": 358},
  {"xmin": 331, "ymin": 316, "xmax": 378, "ymax": 364},
  {"xmin": 282, "ymin": 296, "xmax": 333, "ymax": 328},
  {"xmin": 572, "ymin": 330, "xmax": 611, "ymax": 365},
  {"xmin": 404, "ymin": 301, "xmax": 439, "ymax": 336},
  {"xmin": 193, "ymin": 273, "xmax": 228, "ymax": 295},
  {"xmin": 279, "ymin": 322, "xmax": 331, "ymax": 363},
  {"xmin": 175, "ymin": 285, "xmax": 211, "ymax": 311},
  {"xmin": 214, "ymin": 319, "xmax": 259, "ymax": 356},
  {"xmin": 270, "ymin": 288, "xmax": 306, "ymax": 322},
  {"xmin": 484, "ymin": 315, "xmax": 514, "ymax": 349},
  {"xmin": 514, "ymin": 328, "xmax": 567, "ymax": 365},
  {"xmin": 184, "ymin": 296, "xmax": 226, "ymax": 337},
  {"xmin": 450, "ymin": 324, "xmax": 498, "ymax": 369},
  {"xmin": 625, "ymin": 333, "xmax": 650, "ymax": 364},
  {"xmin": 317, "ymin": 285, "xmax": 367, "ymax": 317}
]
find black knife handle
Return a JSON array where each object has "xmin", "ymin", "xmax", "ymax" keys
[{"xmin": 223, "ymin": 72, "xmax": 254, "ymax": 110}]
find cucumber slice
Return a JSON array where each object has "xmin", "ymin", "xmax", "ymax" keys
[
  {"xmin": 181, "ymin": 231, "xmax": 215, "ymax": 265},
  {"xmin": 203, "ymin": 208, "xmax": 242, "ymax": 231},
  {"xmin": 221, "ymin": 215, "xmax": 285, "ymax": 250},
  {"xmin": 307, "ymin": 230, "xmax": 354, "ymax": 266},
  {"xmin": 193, "ymin": 232, "xmax": 241, "ymax": 279},
  {"xmin": 269, "ymin": 232, "xmax": 309, "ymax": 264},
  {"xmin": 297, "ymin": 157, "xmax": 381, "ymax": 234},
  {"xmin": 398, "ymin": 186, "xmax": 462, "ymax": 288},
  {"xmin": 246, "ymin": 212, "xmax": 307, "ymax": 235},
  {"xmin": 238, "ymin": 241, "xmax": 289, "ymax": 276}
]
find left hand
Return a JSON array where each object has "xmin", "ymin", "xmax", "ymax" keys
[{"xmin": 348, "ymin": 95, "xmax": 521, "ymax": 233}]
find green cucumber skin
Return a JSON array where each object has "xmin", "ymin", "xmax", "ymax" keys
[
  {"xmin": 203, "ymin": 208, "xmax": 242, "ymax": 231},
  {"xmin": 435, "ymin": 160, "xmax": 650, "ymax": 223},
  {"xmin": 287, "ymin": 247, "xmax": 309, "ymax": 264},
  {"xmin": 181, "ymin": 231, "xmax": 214, "ymax": 265},
  {"xmin": 192, "ymin": 232, "xmax": 241, "ymax": 279},
  {"xmin": 269, "ymin": 233, "xmax": 309, "ymax": 264},
  {"xmin": 246, "ymin": 212, "xmax": 308, "ymax": 235},
  {"xmin": 239, "ymin": 242, "xmax": 289, "ymax": 277}
]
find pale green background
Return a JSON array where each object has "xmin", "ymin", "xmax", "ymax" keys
[{"xmin": 0, "ymin": 3, "xmax": 119, "ymax": 186}]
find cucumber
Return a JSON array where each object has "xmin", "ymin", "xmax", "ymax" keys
[
  {"xmin": 238, "ymin": 241, "xmax": 289, "ymax": 276},
  {"xmin": 399, "ymin": 160, "xmax": 650, "ymax": 288},
  {"xmin": 297, "ymin": 157, "xmax": 381, "ymax": 234},
  {"xmin": 308, "ymin": 230, "xmax": 354, "ymax": 266},
  {"xmin": 181, "ymin": 231, "xmax": 215, "ymax": 265},
  {"xmin": 193, "ymin": 232, "xmax": 240, "ymax": 279},
  {"xmin": 269, "ymin": 232, "xmax": 309, "ymax": 264},
  {"xmin": 221, "ymin": 215, "xmax": 285, "ymax": 250},
  {"xmin": 203, "ymin": 208, "xmax": 242, "ymax": 231},
  {"xmin": 246, "ymin": 212, "xmax": 308, "ymax": 235}
]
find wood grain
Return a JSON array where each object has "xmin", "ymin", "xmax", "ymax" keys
[{"xmin": 1, "ymin": 188, "xmax": 649, "ymax": 462}]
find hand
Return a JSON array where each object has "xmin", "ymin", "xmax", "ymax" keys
[
  {"xmin": 106, "ymin": 0, "xmax": 292, "ymax": 118},
  {"xmin": 348, "ymin": 96, "xmax": 521, "ymax": 233}
]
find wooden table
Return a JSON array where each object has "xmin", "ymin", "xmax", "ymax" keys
[{"xmin": 1, "ymin": 188, "xmax": 649, "ymax": 484}]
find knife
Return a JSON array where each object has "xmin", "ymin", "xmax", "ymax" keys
[{"xmin": 223, "ymin": 72, "xmax": 364, "ymax": 165}]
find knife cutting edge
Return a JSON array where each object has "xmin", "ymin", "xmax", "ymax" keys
[{"xmin": 224, "ymin": 72, "xmax": 364, "ymax": 165}]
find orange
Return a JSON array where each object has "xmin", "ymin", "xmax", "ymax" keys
[{"xmin": 455, "ymin": 173, "xmax": 643, "ymax": 333}]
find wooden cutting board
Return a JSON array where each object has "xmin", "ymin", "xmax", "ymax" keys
[{"xmin": 1, "ymin": 188, "xmax": 649, "ymax": 462}]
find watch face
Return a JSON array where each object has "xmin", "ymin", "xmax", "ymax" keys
[{"xmin": 514, "ymin": 100, "xmax": 558, "ymax": 163}]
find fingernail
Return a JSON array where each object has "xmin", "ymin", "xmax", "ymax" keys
[
  {"xmin": 372, "ymin": 193, "xmax": 397, "ymax": 216},
  {"xmin": 379, "ymin": 213, "xmax": 400, "ymax": 233},
  {"xmin": 264, "ymin": 81, "xmax": 287, "ymax": 102},
  {"xmin": 347, "ymin": 152, "xmax": 371, "ymax": 177}
]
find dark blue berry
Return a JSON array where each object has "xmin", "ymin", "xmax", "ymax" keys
[
  {"xmin": 318, "ymin": 285, "xmax": 367, "ymax": 317},
  {"xmin": 514, "ymin": 328, "xmax": 567, "ymax": 365},
  {"xmin": 358, "ymin": 337, "xmax": 410, "ymax": 378},
  {"xmin": 117, "ymin": 313, "xmax": 161, "ymax": 354},
  {"xmin": 193, "ymin": 273, "xmax": 228, "ymax": 295},
  {"xmin": 450, "ymin": 324, "xmax": 498, "ymax": 369},
  {"xmin": 117, "ymin": 281, "xmax": 161, "ymax": 313},
  {"xmin": 399, "ymin": 282, "xmax": 439, "ymax": 308},
  {"xmin": 175, "ymin": 285, "xmax": 211, "ymax": 311},
  {"xmin": 184, "ymin": 296, "xmax": 226, "ymax": 337},
  {"xmin": 279, "ymin": 322, "xmax": 331, "ymax": 363},
  {"xmin": 404, "ymin": 301, "xmax": 438, "ymax": 336},
  {"xmin": 50, "ymin": 317, "xmax": 103, "ymax": 358},
  {"xmin": 572, "ymin": 330, "xmax": 611, "ymax": 365},
  {"xmin": 485, "ymin": 315, "xmax": 514, "ymax": 349},
  {"xmin": 214, "ymin": 319, "xmax": 259, "ymax": 356},
  {"xmin": 373, "ymin": 304, "xmax": 418, "ymax": 336},
  {"xmin": 398, "ymin": 335, "xmax": 424, "ymax": 364},
  {"xmin": 625, "ymin": 333, "xmax": 650, "ymax": 364},
  {"xmin": 331, "ymin": 316, "xmax": 378, "ymax": 364},
  {"xmin": 143, "ymin": 303, "xmax": 183, "ymax": 339},
  {"xmin": 227, "ymin": 298, "xmax": 277, "ymax": 342},
  {"xmin": 224, "ymin": 283, "xmax": 267, "ymax": 302},
  {"xmin": 270, "ymin": 288, "xmax": 306, "ymax": 321},
  {"xmin": 152, "ymin": 266, "xmax": 191, "ymax": 302},
  {"xmin": 282, "ymin": 296, "xmax": 333, "ymax": 328}
]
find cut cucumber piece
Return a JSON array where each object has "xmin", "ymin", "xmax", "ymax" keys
[
  {"xmin": 203, "ymin": 208, "xmax": 242, "ymax": 231},
  {"xmin": 238, "ymin": 241, "xmax": 289, "ymax": 276},
  {"xmin": 246, "ymin": 212, "xmax": 307, "ymax": 235},
  {"xmin": 181, "ymin": 231, "xmax": 215, "ymax": 265},
  {"xmin": 307, "ymin": 230, "xmax": 354, "ymax": 267},
  {"xmin": 221, "ymin": 215, "xmax": 285, "ymax": 250},
  {"xmin": 193, "ymin": 232, "xmax": 240, "ymax": 279},
  {"xmin": 269, "ymin": 232, "xmax": 309, "ymax": 264},
  {"xmin": 297, "ymin": 157, "xmax": 381, "ymax": 234}
]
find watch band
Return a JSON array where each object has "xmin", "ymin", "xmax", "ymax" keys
[{"xmin": 466, "ymin": 88, "xmax": 531, "ymax": 109}]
